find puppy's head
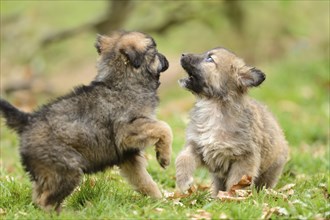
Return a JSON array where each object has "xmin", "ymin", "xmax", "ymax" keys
[
  {"xmin": 179, "ymin": 48, "xmax": 265, "ymax": 99},
  {"xmin": 95, "ymin": 31, "xmax": 169, "ymax": 86}
]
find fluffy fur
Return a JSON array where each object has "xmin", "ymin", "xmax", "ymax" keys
[
  {"xmin": 0, "ymin": 31, "xmax": 172, "ymax": 212},
  {"xmin": 175, "ymin": 47, "xmax": 288, "ymax": 197}
]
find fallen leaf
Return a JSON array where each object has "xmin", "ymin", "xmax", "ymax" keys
[
  {"xmin": 264, "ymin": 189, "xmax": 288, "ymax": 200},
  {"xmin": 217, "ymin": 190, "xmax": 251, "ymax": 201},
  {"xmin": 216, "ymin": 175, "xmax": 253, "ymax": 201},
  {"xmin": 278, "ymin": 183, "xmax": 295, "ymax": 192},
  {"xmin": 189, "ymin": 209, "xmax": 212, "ymax": 220},
  {"xmin": 165, "ymin": 185, "xmax": 197, "ymax": 200},
  {"xmin": 162, "ymin": 190, "xmax": 175, "ymax": 198},
  {"xmin": 286, "ymin": 189, "xmax": 295, "ymax": 196},
  {"xmin": 197, "ymin": 184, "xmax": 210, "ymax": 191},
  {"xmin": 230, "ymin": 175, "xmax": 252, "ymax": 192},
  {"xmin": 154, "ymin": 207, "xmax": 164, "ymax": 213},
  {"xmin": 188, "ymin": 185, "xmax": 197, "ymax": 193},
  {"xmin": 89, "ymin": 178, "xmax": 96, "ymax": 187},
  {"xmin": 261, "ymin": 203, "xmax": 289, "ymax": 219},
  {"xmin": 235, "ymin": 189, "xmax": 252, "ymax": 198}
]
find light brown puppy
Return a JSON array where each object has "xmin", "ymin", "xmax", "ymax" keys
[
  {"xmin": 175, "ymin": 47, "xmax": 288, "ymax": 197},
  {"xmin": 0, "ymin": 31, "xmax": 172, "ymax": 212}
]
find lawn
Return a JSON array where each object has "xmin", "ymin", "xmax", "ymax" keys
[{"xmin": 1, "ymin": 1, "xmax": 329, "ymax": 219}]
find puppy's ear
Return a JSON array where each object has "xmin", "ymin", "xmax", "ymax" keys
[
  {"xmin": 239, "ymin": 67, "xmax": 266, "ymax": 87},
  {"xmin": 120, "ymin": 47, "xmax": 144, "ymax": 68},
  {"xmin": 95, "ymin": 34, "xmax": 106, "ymax": 55}
]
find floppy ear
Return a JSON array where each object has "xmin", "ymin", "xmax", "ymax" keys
[
  {"xmin": 120, "ymin": 47, "xmax": 144, "ymax": 68},
  {"xmin": 240, "ymin": 67, "xmax": 266, "ymax": 87}
]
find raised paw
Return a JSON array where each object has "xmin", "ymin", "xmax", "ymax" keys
[{"xmin": 156, "ymin": 150, "xmax": 171, "ymax": 169}]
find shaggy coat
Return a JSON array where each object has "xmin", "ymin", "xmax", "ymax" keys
[
  {"xmin": 0, "ymin": 31, "xmax": 172, "ymax": 212},
  {"xmin": 175, "ymin": 47, "xmax": 288, "ymax": 196}
]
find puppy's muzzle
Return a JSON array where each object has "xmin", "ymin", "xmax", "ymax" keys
[{"xmin": 158, "ymin": 54, "xmax": 169, "ymax": 72}]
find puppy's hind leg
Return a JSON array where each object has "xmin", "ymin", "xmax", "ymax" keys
[
  {"xmin": 211, "ymin": 175, "xmax": 226, "ymax": 198},
  {"xmin": 119, "ymin": 152, "xmax": 162, "ymax": 198},
  {"xmin": 26, "ymin": 146, "xmax": 85, "ymax": 213},
  {"xmin": 225, "ymin": 157, "xmax": 259, "ymax": 191},
  {"xmin": 32, "ymin": 166, "xmax": 82, "ymax": 213},
  {"xmin": 175, "ymin": 145, "xmax": 201, "ymax": 193},
  {"xmin": 254, "ymin": 155, "xmax": 287, "ymax": 190}
]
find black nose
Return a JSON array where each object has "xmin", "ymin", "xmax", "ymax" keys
[{"xmin": 182, "ymin": 53, "xmax": 186, "ymax": 57}]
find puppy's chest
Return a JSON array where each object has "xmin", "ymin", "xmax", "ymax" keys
[{"xmin": 188, "ymin": 101, "xmax": 250, "ymax": 172}]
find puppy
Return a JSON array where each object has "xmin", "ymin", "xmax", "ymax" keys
[
  {"xmin": 175, "ymin": 47, "xmax": 288, "ymax": 197},
  {"xmin": 0, "ymin": 31, "xmax": 172, "ymax": 212}
]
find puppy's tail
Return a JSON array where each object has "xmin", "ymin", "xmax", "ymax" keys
[{"xmin": 0, "ymin": 99, "xmax": 30, "ymax": 133}]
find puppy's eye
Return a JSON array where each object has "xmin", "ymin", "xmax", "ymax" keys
[{"xmin": 205, "ymin": 55, "xmax": 214, "ymax": 63}]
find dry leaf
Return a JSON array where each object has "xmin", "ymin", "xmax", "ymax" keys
[
  {"xmin": 154, "ymin": 207, "xmax": 164, "ymax": 213},
  {"xmin": 162, "ymin": 190, "xmax": 174, "ymax": 198},
  {"xmin": 89, "ymin": 178, "xmax": 96, "ymax": 187},
  {"xmin": 166, "ymin": 185, "xmax": 197, "ymax": 200},
  {"xmin": 217, "ymin": 190, "xmax": 250, "ymax": 201},
  {"xmin": 278, "ymin": 183, "xmax": 295, "ymax": 192},
  {"xmin": 264, "ymin": 189, "xmax": 288, "ymax": 200},
  {"xmin": 261, "ymin": 203, "xmax": 289, "ymax": 219},
  {"xmin": 189, "ymin": 209, "xmax": 212, "ymax": 220},
  {"xmin": 189, "ymin": 185, "xmax": 197, "ymax": 193},
  {"xmin": 216, "ymin": 175, "xmax": 252, "ymax": 201},
  {"xmin": 230, "ymin": 175, "xmax": 252, "ymax": 192},
  {"xmin": 235, "ymin": 189, "xmax": 252, "ymax": 197},
  {"xmin": 197, "ymin": 184, "xmax": 210, "ymax": 191}
]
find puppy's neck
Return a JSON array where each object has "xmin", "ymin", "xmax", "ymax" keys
[{"xmin": 197, "ymin": 95, "xmax": 247, "ymax": 115}]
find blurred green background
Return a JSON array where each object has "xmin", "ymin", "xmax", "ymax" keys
[{"xmin": 0, "ymin": 1, "xmax": 329, "ymax": 219}]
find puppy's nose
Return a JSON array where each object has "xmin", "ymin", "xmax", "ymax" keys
[{"xmin": 182, "ymin": 53, "xmax": 187, "ymax": 57}]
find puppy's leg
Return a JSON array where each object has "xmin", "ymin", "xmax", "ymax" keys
[
  {"xmin": 211, "ymin": 175, "xmax": 226, "ymax": 197},
  {"xmin": 175, "ymin": 145, "xmax": 201, "ymax": 193},
  {"xmin": 119, "ymin": 152, "xmax": 162, "ymax": 198},
  {"xmin": 255, "ymin": 155, "xmax": 287, "ymax": 189},
  {"xmin": 32, "ymin": 166, "xmax": 82, "ymax": 213},
  {"xmin": 225, "ymin": 157, "xmax": 259, "ymax": 191},
  {"xmin": 121, "ymin": 118, "xmax": 172, "ymax": 168},
  {"xmin": 26, "ymin": 145, "xmax": 85, "ymax": 213}
]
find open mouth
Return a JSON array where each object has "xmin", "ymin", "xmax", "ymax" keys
[{"xmin": 178, "ymin": 69, "xmax": 194, "ymax": 88}]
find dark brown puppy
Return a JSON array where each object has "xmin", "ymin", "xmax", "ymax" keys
[
  {"xmin": 175, "ymin": 47, "xmax": 288, "ymax": 197},
  {"xmin": 0, "ymin": 31, "xmax": 172, "ymax": 212}
]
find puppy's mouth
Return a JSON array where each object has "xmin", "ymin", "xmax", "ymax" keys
[
  {"xmin": 178, "ymin": 72, "xmax": 194, "ymax": 88},
  {"xmin": 178, "ymin": 55, "xmax": 197, "ymax": 88}
]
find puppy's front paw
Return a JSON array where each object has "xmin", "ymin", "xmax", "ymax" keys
[
  {"xmin": 176, "ymin": 175, "xmax": 194, "ymax": 193},
  {"xmin": 156, "ymin": 150, "xmax": 171, "ymax": 169}
]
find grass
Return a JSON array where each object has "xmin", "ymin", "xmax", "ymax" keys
[{"xmin": 1, "ymin": 1, "xmax": 329, "ymax": 219}]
